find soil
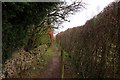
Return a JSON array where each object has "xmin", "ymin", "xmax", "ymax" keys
[{"xmin": 33, "ymin": 44, "xmax": 61, "ymax": 78}]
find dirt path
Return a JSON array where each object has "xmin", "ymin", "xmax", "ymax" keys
[{"xmin": 36, "ymin": 44, "xmax": 61, "ymax": 78}]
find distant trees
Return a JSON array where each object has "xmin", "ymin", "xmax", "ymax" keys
[{"xmin": 56, "ymin": 1, "xmax": 120, "ymax": 78}]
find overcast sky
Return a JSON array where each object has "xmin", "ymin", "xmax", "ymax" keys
[{"xmin": 54, "ymin": 0, "xmax": 115, "ymax": 35}]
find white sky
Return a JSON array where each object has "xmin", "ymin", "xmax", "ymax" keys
[{"xmin": 54, "ymin": 0, "xmax": 115, "ymax": 35}]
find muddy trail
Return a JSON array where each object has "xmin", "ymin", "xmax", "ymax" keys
[{"xmin": 33, "ymin": 44, "xmax": 62, "ymax": 78}]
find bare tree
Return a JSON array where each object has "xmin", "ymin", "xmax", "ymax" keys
[
  {"xmin": 48, "ymin": 0, "xmax": 85, "ymax": 28},
  {"xmin": 37, "ymin": 0, "xmax": 85, "ymax": 29},
  {"xmin": 32, "ymin": 0, "xmax": 85, "ymax": 36}
]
